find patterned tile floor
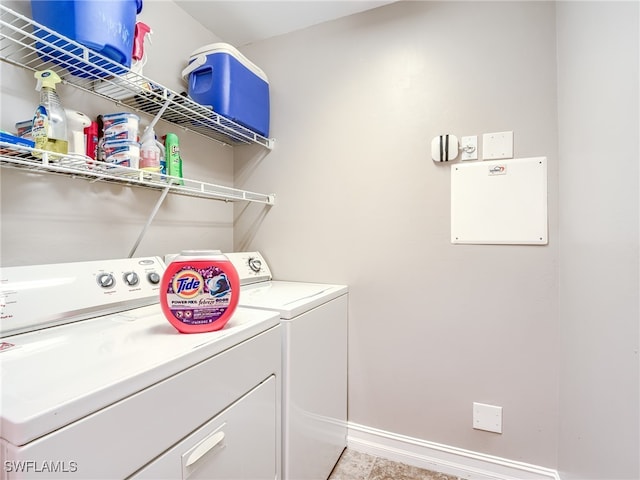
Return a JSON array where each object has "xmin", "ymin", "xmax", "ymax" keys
[{"xmin": 328, "ymin": 449, "xmax": 460, "ymax": 480}]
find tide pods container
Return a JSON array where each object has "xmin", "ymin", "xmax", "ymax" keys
[
  {"xmin": 160, "ymin": 250, "xmax": 240, "ymax": 334},
  {"xmin": 181, "ymin": 43, "xmax": 270, "ymax": 138}
]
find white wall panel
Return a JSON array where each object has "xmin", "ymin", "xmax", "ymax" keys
[{"xmin": 236, "ymin": 1, "xmax": 560, "ymax": 468}]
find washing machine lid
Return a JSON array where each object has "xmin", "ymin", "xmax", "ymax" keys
[
  {"xmin": 239, "ymin": 281, "xmax": 347, "ymax": 319},
  {"xmin": 0, "ymin": 305, "xmax": 279, "ymax": 447}
]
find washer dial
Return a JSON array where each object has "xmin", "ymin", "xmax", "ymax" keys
[
  {"xmin": 147, "ymin": 272, "xmax": 161, "ymax": 285},
  {"xmin": 123, "ymin": 271, "xmax": 139, "ymax": 287},
  {"xmin": 248, "ymin": 257, "xmax": 262, "ymax": 273},
  {"xmin": 97, "ymin": 273, "xmax": 115, "ymax": 288}
]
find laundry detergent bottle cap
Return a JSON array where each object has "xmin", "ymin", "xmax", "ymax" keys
[{"xmin": 160, "ymin": 250, "xmax": 240, "ymax": 334}]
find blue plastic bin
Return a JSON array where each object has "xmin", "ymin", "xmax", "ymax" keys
[
  {"xmin": 30, "ymin": 0, "xmax": 143, "ymax": 78},
  {"xmin": 182, "ymin": 43, "xmax": 270, "ymax": 138}
]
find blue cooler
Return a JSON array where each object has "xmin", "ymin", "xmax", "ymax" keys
[
  {"xmin": 182, "ymin": 43, "xmax": 270, "ymax": 138},
  {"xmin": 30, "ymin": 0, "xmax": 143, "ymax": 78}
]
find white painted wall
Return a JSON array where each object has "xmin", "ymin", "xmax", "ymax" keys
[
  {"xmin": 236, "ymin": 1, "xmax": 560, "ymax": 468},
  {"xmin": 556, "ymin": 2, "xmax": 639, "ymax": 479},
  {"xmin": 1, "ymin": 0, "xmax": 235, "ymax": 266},
  {"xmin": 2, "ymin": 1, "xmax": 637, "ymax": 478}
]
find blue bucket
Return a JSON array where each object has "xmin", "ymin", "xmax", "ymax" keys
[{"xmin": 30, "ymin": 0, "xmax": 143, "ymax": 78}]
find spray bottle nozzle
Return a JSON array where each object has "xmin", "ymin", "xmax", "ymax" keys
[
  {"xmin": 34, "ymin": 69, "xmax": 62, "ymax": 91},
  {"xmin": 132, "ymin": 22, "xmax": 153, "ymax": 62}
]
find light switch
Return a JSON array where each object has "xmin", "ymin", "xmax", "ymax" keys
[
  {"xmin": 482, "ymin": 131, "xmax": 513, "ymax": 160},
  {"xmin": 460, "ymin": 136, "xmax": 478, "ymax": 161}
]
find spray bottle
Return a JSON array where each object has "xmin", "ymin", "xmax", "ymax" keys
[
  {"xmin": 32, "ymin": 70, "xmax": 68, "ymax": 157},
  {"xmin": 132, "ymin": 22, "xmax": 152, "ymax": 65}
]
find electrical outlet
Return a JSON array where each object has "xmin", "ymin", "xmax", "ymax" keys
[{"xmin": 473, "ymin": 402, "xmax": 503, "ymax": 433}]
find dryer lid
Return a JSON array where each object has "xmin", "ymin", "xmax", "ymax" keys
[{"xmin": 239, "ymin": 281, "xmax": 347, "ymax": 319}]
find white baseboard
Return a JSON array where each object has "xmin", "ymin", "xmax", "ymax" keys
[{"xmin": 346, "ymin": 422, "xmax": 560, "ymax": 480}]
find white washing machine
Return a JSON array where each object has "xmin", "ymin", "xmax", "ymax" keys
[
  {"xmin": 225, "ymin": 252, "xmax": 348, "ymax": 480},
  {"xmin": 0, "ymin": 256, "xmax": 281, "ymax": 480}
]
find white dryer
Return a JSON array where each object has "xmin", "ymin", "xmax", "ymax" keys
[{"xmin": 225, "ymin": 252, "xmax": 348, "ymax": 480}]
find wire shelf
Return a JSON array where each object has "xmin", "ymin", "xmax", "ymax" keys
[
  {"xmin": 0, "ymin": 142, "xmax": 275, "ymax": 205},
  {"xmin": 0, "ymin": 5, "xmax": 274, "ymax": 149}
]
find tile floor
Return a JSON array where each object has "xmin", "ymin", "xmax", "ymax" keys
[{"xmin": 328, "ymin": 449, "xmax": 460, "ymax": 480}]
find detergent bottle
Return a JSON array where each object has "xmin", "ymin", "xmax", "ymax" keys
[
  {"xmin": 139, "ymin": 126, "xmax": 162, "ymax": 172},
  {"xmin": 160, "ymin": 250, "xmax": 240, "ymax": 334},
  {"xmin": 164, "ymin": 133, "xmax": 183, "ymax": 185},
  {"xmin": 84, "ymin": 121, "xmax": 99, "ymax": 160},
  {"xmin": 32, "ymin": 70, "xmax": 68, "ymax": 157}
]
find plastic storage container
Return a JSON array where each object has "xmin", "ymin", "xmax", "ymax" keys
[
  {"xmin": 101, "ymin": 112, "xmax": 139, "ymax": 142},
  {"xmin": 160, "ymin": 250, "xmax": 240, "ymax": 334},
  {"xmin": 182, "ymin": 43, "xmax": 270, "ymax": 137},
  {"xmin": 0, "ymin": 132, "xmax": 35, "ymax": 150},
  {"xmin": 102, "ymin": 140, "xmax": 140, "ymax": 169},
  {"xmin": 30, "ymin": 0, "xmax": 143, "ymax": 78}
]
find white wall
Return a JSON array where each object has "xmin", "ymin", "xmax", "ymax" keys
[
  {"xmin": 556, "ymin": 2, "xmax": 639, "ymax": 479},
  {"xmin": 3, "ymin": 1, "xmax": 637, "ymax": 477},
  {"xmin": 236, "ymin": 1, "xmax": 561, "ymax": 468},
  {"xmin": 1, "ymin": 0, "xmax": 236, "ymax": 266}
]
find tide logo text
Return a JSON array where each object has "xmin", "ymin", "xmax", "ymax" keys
[{"xmin": 172, "ymin": 270, "xmax": 204, "ymax": 299}]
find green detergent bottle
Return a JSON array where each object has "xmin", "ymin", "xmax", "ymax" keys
[
  {"xmin": 164, "ymin": 133, "xmax": 183, "ymax": 185},
  {"xmin": 32, "ymin": 70, "xmax": 68, "ymax": 157}
]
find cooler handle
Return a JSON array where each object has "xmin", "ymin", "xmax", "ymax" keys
[{"xmin": 181, "ymin": 54, "xmax": 208, "ymax": 81}]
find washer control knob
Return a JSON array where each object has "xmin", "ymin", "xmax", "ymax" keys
[
  {"xmin": 248, "ymin": 257, "xmax": 262, "ymax": 273},
  {"xmin": 97, "ymin": 273, "xmax": 115, "ymax": 289},
  {"xmin": 147, "ymin": 272, "xmax": 161, "ymax": 285},
  {"xmin": 123, "ymin": 271, "xmax": 139, "ymax": 287}
]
